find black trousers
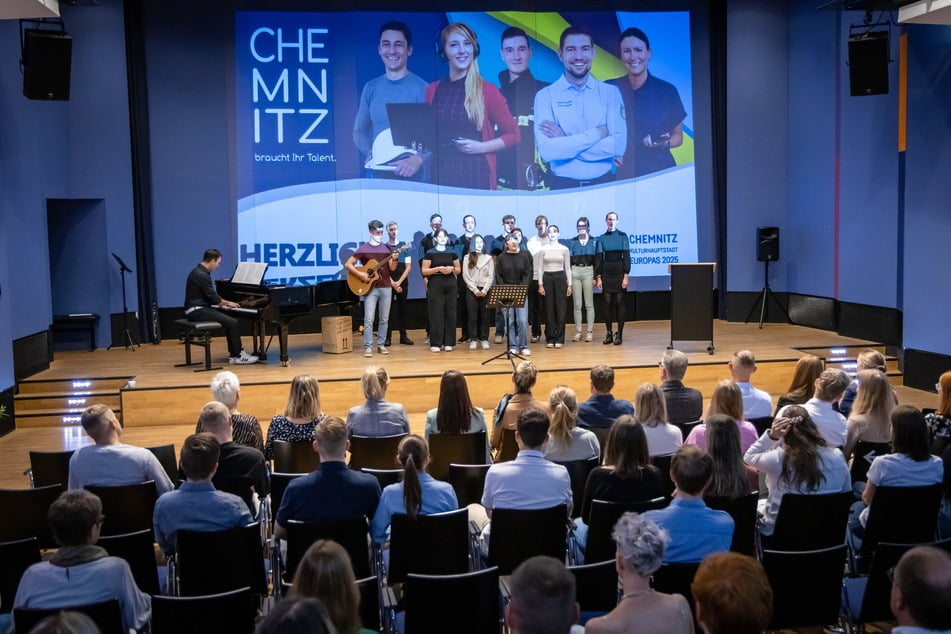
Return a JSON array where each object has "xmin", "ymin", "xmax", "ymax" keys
[
  {"xmin": 466, "ymin": 290, "xmax": 490, "ymax": 342},
  {"xmin": 457, "ymin": 275, "xmax": 470, "ymax": 338},
  {"xmin": 187, "ymin": 307, "xmax": 242, "ymax": 357},
  {"xmin": 427, "ymin": 275, "xmax": 457, "ymax": 347},
  {"xmin": 390, "ymin": 278, "xmax": 410, "ymax": 336},
  {"xmin": 542, "ymin": 271, "xmax": 568, "ymax": 344},
  {"xmin": 528, "ymin": 280, "xmax": 542, "ymax": 338}
]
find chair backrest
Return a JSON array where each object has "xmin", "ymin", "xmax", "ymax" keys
[
  {"xmin": 747, "ymin": 416, "xmax": 774, "ymax": 436},
  {"xmin": 770, "ymin": 490, "xmax": 852, "ymax": 551},
  {"xmin": 448, "ymin": 463, "xmax": 491, "ymax": 507},
  {"xmin": 349, "ymin": 434, "xmax": 406, "ymax": 471},
  {"xmin": 569, "ymin": 559, "xmax": 619, "ymax": 614},
  {"xmin": 272, "ymin": 440, "xmax": 319, "ymax": 473},
  {"xmin": 0, "ymin": 484, "xmax": 63, "ymax": 549},
  {"xmin": 176, "ymin": 522, "xmax": 267, "ymax": 596},
  {"xmin": 652, "ymin": 562, "xmax": 700, "ymax": 628},
  {"xmin": 28, "ymin": 450, "xmax": 74, "ymax": 488},
  {"xmin": 849, "ymin": 441, "xmax": 892, "ymax": 484},
  {"xmin": 859, "ymin": 483, "xmax": 943, "ymax": 558},
  {"xmin": 85, "ymin": 481, "xmax": 158, "ymax": 536},
  {"xmin": 214, "ymin": 476, "xmax": 257, "ymax": 516},
  {"xmin": 361, "ymin": 467, "xmax": 403, "ymax": 490},
  {"xmin": 285, "ymin": 516, "xmax": 371, "ymax": 580},
  {"xmin": 586, "ymin": 498, "xmax": 669, "ymax": 564},
  {"xmin": 852, "ymin": 542, "xmax": 915, "ymax": 625},
  {"xmin": 151, "ymin": 587, "xmax": 256, "ymax": 634},
  {"xmin": 269, "ymin": 472, "xmax": 305, "ymax": 526},
  {"xmin": 489, "ymin": 505, "xmax": 568, "ymax": 575},
  {"xmin": 405, "ymin": 566, "xmax": 501, "ymax": 634},
  {"xmin": 497, "ymin": 428, "xmax": 519, "ymax": 462},
  {"xmin": 97, "ymin": 529, "xmax": 161, "ymax": 596},
  {"xmin": 673, "ymin": 419, "xmax": 702, "ymax": 441},
  {"xmin": 762, "ymin": 544, "xmax": 848, "ymax": 629},
  {"xmin": 555, "ymin": 457, "xmax": 600, "ymax": 520},
  {"xmin": 589, "ymin": 427, "xmax": 611, "ymax": 459},
  {"xmin": 428, "ymin": 431, "xmax": 489, "ymax": 480},
  {"xmin": 356, "ymin": 575, "xmax": 381, "ymax": 633},
  {"xmin": 14, "ymin": 599, "xmax": 123, "ymax": 634},
  {"xmin": 389, "ymin": 508, "xmax": 470, "ymax": 584},
  {"xmin": 147, "ymin": 443, "xmax": 179, "ymax": 486},
  {"xmin": 704, "ymin": 491, "xmax": 759, "ymax": 556},
  {"xmin": 0, "ymin": 537, "xmax": 41, "ymax": 614},
  {"xmin": 649, "ymin": 454, "xmax": 676, "ymax": 498}
]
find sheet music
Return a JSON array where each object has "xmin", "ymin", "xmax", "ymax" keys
[{"xmin": 231, "ymin": 262, "xmax": 267, "ymax": 285}]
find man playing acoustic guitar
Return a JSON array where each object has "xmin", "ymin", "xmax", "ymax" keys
[{"xmin": 345, "ymin": 220, "xmax": 399, "ymax": 358}]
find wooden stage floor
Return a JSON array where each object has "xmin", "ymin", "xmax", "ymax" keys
[{"xmin": 1, "ymin": 320, "xmax": 934, "ymax": 490}]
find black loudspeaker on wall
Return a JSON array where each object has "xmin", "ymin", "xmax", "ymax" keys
[
  {"xmin": 848, "ymin": 32, "xmax": 889, "ymax": 97},
  {"xmin": 757, "ymin": 227, "xmax": 779, "ymax": 263},
  {"xmin": 22, "ymin": 29, "xmax": 72, "ymax": 101}
]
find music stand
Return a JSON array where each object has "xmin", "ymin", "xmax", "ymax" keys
[
  {"xmin": 482, "ymin": 284, "xmax": 528, "ymax": 368},
  {"xmin": 107, "ymin": 252, "xmax": 139, "ymax": 350}
]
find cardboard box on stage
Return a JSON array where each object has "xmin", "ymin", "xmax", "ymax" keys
[{"xmin": 321, "ymin": 316, "xmax": 353, "ymax": 354}]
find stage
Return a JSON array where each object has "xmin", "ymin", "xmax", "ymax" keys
[{"xmin": 1, "ymin": 319, "xmax": 931, "ymax": 490}]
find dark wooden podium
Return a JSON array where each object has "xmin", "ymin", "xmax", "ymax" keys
[{"xmin": 668, "ymin": 263, "xmax": 716, "ymax": 354}]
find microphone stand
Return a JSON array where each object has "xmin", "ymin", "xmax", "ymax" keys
[{"xmin": 107, "ymin": 252, "xmax": 139, "ymax": 350}]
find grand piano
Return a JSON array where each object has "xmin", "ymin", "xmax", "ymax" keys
[{"xmin": 217, "ymin": 277, "xmax": 357, "ymax": 366}]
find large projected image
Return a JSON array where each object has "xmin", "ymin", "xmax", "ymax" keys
[{"xmin": 236, "ymin": 11, "xmax": 697, "ymax": 290}]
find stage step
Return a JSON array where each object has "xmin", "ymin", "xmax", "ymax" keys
[
  {"xmin": 13, "ymin": 393, "xmax": 121, "ymax": 412},
  {"xmin": 14, "ymin": 412, "xmax": 117, "ymax": 428},
  {"xmin": 16, "ymin": 377, "xmax": 132, "ymax": 395}
]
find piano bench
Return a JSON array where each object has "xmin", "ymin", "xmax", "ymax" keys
[{"xmin": 173, "ymin": 319, "xmax": 223, "ymax": 372}]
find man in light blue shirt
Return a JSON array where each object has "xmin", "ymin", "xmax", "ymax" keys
[
  {"xmin": 152, "ymin": 433, "xmax": 252, "ymax": 554},
  {"xmin": 534, "ymin": 26, "xmax": 626, "ymax": 189}
]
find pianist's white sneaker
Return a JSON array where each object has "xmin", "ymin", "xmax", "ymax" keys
[{"xmin": 230, "ymin": 351, "xmax": 259, "ymax": 365}]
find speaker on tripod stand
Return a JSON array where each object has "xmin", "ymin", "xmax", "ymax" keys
[{"xmin": 745, "ymin": 227, "xmax": 789, "ymax": 328}]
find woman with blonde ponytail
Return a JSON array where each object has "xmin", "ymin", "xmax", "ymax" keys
[
  {"xmin": 543, "ymin": 385, "xmax": 600, "ymax": 462},
  {"xmin": 369, "ymin": 435, "xmax": 458, "ymax": 543},
  {"xmin": 426, "ymin": 22, "xmax": 520, "ymax": 190}
]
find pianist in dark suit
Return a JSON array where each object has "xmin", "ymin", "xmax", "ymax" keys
[{"xmin": 184, "ymin": 248, "xmax": 259, "ymax": 365}]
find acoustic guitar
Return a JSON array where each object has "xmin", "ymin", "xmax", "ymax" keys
[{"xmin": 346, "ymin": 244, "xmax": 410, "ymax": 296}]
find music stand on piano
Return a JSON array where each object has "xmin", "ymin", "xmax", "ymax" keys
[{"xmin": 482, "ymin": 284, "xmax": 528, "ymax": 369}]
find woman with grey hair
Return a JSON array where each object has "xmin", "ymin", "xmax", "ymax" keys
[
  {"xmin": 196, "ymin": 370, "xmax": 263, "ymax": 451},
  {"xmin": 585, "ymin": 513, "xmax": 694, "ymax": 634}
]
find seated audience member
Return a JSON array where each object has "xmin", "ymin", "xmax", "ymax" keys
[
  {"xmin": 28, "ymin": 611, "xmax": 101, "ymax": 634},
  {"xmin": 346, "ymin": 365, "xmax": 411, "ymax": 438},
  {"xmin": 793, "ymin": 368, "xmax": 850, "ymax": 448},
  {"xmin": 691, "ymin": 552, "xmax": 773, "ymax": 634},
  {"xmin": 424, "ymin": 369, "xmax": 487, "ymax": 437},
  {"xmin": 642, "ymin": 445, "xmax": 734, "ymax": 563},
  {"xmin": 890, "ymin": 546, "xmax": 951, "ymax": 633},
  {"xmin": 264, "ymin": 374, "xmax": 328, "ymax": 460},
  {"xmin": 152, "ymin": 433, "xmax": 252, "ymax": 554},
  {"xmin": 576, "ymin": 416, "xmax": 664, "ymax": 540},
  {"xmin": 369, "ymin": 435, "xmax": 458, "ymax": 543},
  {"xmin": 685, "ymin": 381, "xmax": 758, "ymax": 452},
  {"xmin": 837, "ymin": 348, "xmax": 890, "ymax": 417},
  {"xmin": 13, "ymin": 490, "xmax": 150, "ymax": 634},
  {"xmin": 198, "ymin": 401, "xmax": 269, "ymax": 511},
  {"xmin": 705, "ymin": 414, "xmax": 757, "ymax": 499},
  {"xmin": 474, "ymin": 408, "xmax": 572, "ymax": 543},
  {"xmin": 743, "ymin": 405, "xmax": 851, "ymax": 536},
  {"xmin": 505, "ymin": 556, "xmax": 581, "ymax": 634},
  {"xmin": 577, "ymin": 364, "xmax": 633, "ymax": 430},
  {"xmin": 941, "ymin": 443, "xmax": 951, "ymax": 538},
  {"xmin": 195, "ymin": 370, "xmax": 264, "ymax": 451},
  {"xmin": 491, "ymin": 361, "xmax": 548, "ymax": 452},
  {"xmin": 774, "ymin": 354, "xmax": 824, "ymax": 413},
  {"xmin": 585, "ymin": 513, "xmax": 693, "ymax": 634},
  {"xmin": 843, "ymin": 369, "xmax": 896, "ymax": 463},
  {"xmin": 275, "ymin": 416, "xmax": 381, "ymax": 539},
  {"xmin": 729, "ymin": 350, "xmax": 773, "ymax": 419},
  {"xmin": 850, "ymin": 406, "xmax": 943, "ymax": 536},
  {"xmin": 926, "ymin": 370, "xmax": 951, "ymax": 454},
  {"xmin": 659, "ymin": 349, "xmax": 703, "ymax": 425},
  {"xmin": 68, "ymin": 403, "xmax": 174, "ymax": 494},
  {"xmin": 635, "ymin": 382, "xmax": 683, "ymax": 457},
  {"xmin": 290, "ymin": 540, "xmax": 376, "ymax": 634},
  {"xmin": 255, "ymin": 597, "xmax": 336, "ymax": 634},
  {"xmin": 544, "ymin": 385, "xmax": 601, "ymax": 462}
]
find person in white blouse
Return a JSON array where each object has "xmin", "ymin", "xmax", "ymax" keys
[
  {"xmin": 534, "ymin": 225, "xmax": 572, "ymax": 348},
  {"xmin": 461, "ymin": 235, "xmax": 495, "ymax": 350},
  {"xmin": 634, "ymin": 382, "xmax": 683, "ymax": 457}
]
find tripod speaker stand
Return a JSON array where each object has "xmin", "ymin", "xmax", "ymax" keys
[
  {"xmin": 481, "ymin": 284, "xmax": 528, "ymax": 369},
  {"xmin": 107, "ymin": 252, "xmax": 139, "ymax": 350}
]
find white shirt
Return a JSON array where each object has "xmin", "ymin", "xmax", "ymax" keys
[
  {"xmin": 802, "ymin": 398, "xmax": 848, "ymax": 447},
  {"xmin": 737, "ymin": 381, "xmax": 773, "ymax": 419},
  {"xmin": 642, "ymin": 422, "xmax": 684, "ymax": 457}
]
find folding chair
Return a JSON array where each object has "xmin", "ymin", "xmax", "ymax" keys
[
  {"xmin": 849, "ymin": 441, "xmax": 891, "ymax": 484},
  {"xmin": 448, "ymin": 463, "xmax": 491, "ymax": 507},
  {"xmin": 762, "ymin": 544, "xmax": 848, "ymax": 630},
  {"xmin": 97, "ymin": 529, "xmax": 161, "ymax": 596},
  {"xmin": 569, "ymin": 559, "xmax": 619, "ymax": 616},
  {"xmin": 14, "ymin": 599, "xmax": 123, "ymax": 634},
  {"xmin": 404, "ymin": 567, "xmax": 501, "ymax": 634},
  {"xmin": 85, "ymin": 481, "xmax": 158, "ymax": 536},
  {"xmin": 842, "ymin": 542, "xmax": 915, "ymax": 633},
  {"xmin": 151, "ymin": 587, "xmax": 256, "ymax": 634},
  {"xmin": 705, "ymin": 491, "xmax": 759, "ymax": 556},
  {"xmin": 173, "ymin": 522, "xmax": 268, "ymax": 598},
  {"xmin": 0, "ymin": 537, "xmax": 41, "ymax": 614},
  {"xmin": 271, "ymin": 440, "xmax": 318, "ymax": 473},
  {"xmin": 555, "ymin": 457, "xmax": 600, "ymax": 519},
  {"xmin": 27, "ymin": 450, "xmax": 74, "ymax": 489},
  {"xmin": 147, "ymin": 443, "xmax": 179, "ymax": 486},
  {"xmin": 585, "ymin": 498, "xmax": 669, "ymax": 564},
  {"xmin": 649, "ymin": 454, "xmax": 676, "ymax": 499},
  {"xmin": 0, "ymin": 484, "xmax": 63, "ymax": 549},
  {"xmin": 428, "ymin": 431, "xmax": 489, "ymax": 480},
  {"xmin": 496, "ymin": 428, "xmax": 519, "ymax": 463},
  {"xmin": 488, "ymin": 505, "xmax": 568, "ymax": 575},
  {"xmin": 362, "ymin": 468, "xmax": 403, "ymax": 490},
  {"xmin": 387, "ymin": 509, "xmax": 471, "ymax": 585},
  {"xmin": 349, "ymin": 434, "xmax": 406, "ymax": 471},
  {"xmin": 284, "ymin": 516, "xmax": 372, "ymax": 581},
  {"xmin": 764, "ymin": 490, "xmax": 852, "ymax": 553}
]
